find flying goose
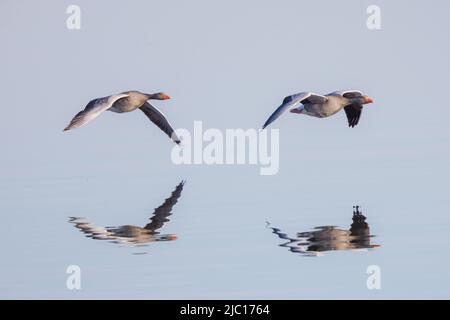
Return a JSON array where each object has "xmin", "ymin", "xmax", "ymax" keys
[
  {"xmin": 262, "ymin": 90, "xmax": 374, "ymax": 129},
  {"xmin": 64, "ymin": 91, "xmax": 180, "ymax": 144}
]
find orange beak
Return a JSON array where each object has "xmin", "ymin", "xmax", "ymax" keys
[
  {"xmin": 363, "ymin": 96, "xmax": 374, "ymax": 104},
  {"xmin": 161, "ymin": 93, "xmax": 171, "ymax": 100}
]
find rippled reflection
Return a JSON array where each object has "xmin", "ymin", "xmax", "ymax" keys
[
  {"xmin": 69, "ymin": 180, "xmax": 185, "ymax": 247},
  {"xmin": 267, "ymin": 206, "xmax": 380, "ymax": 257}
]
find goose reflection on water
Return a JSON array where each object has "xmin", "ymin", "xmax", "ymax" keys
[
  {"xmin": 267, "ymin": 206, "xmax": 380, "ymax": 257},
  {"xmin": 69, "ymin": 180, "xmax": 185, "ymax": 246}
]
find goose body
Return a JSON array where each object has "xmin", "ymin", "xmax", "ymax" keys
[
  {"xmin": 298, "ymin": 95, "xmax": 344, "ymax": 118},
  {"xmin": 108, "ymin": 91, "xmax": 151, "ymax": 113},
  {"xmin": 263, "ymin": 90, "xmax": 374, "ymax": 129}
]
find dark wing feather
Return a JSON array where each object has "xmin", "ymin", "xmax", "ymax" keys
[
  {"xmin": 144, "ymin": 181, "xmax": 185, "ymax": 232},
  {"xmin": 344, "ymin": 103, "xmax": 363, "ymax": 128},
  {"xmin": 139, "ymin": 102, "xmax": 180, "ymax": 144}
]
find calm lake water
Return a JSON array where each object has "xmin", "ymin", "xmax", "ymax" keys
[
  {"xmin": 2, "ymin": 159, "xmax": 449, "ymax": 299},
  {"xmin": 1, "ymin": 0, "xmax": 450, "ymax": 299}
]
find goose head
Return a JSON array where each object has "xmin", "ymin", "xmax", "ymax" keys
[
  {"xmin": 349, "ymin": 95, "xmax": 374, "ymax": 105},
  {"xmin": 146, "ymin": 92, "xmax": 171, "ymax": 100}
]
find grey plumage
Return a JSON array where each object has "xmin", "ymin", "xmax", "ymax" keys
[
  {"xmin": 262, "ymin": 90, "xmax": 373, "ymax": 129},
  {"xmin": 64, "ymin": 93, "xmax": 129, "ymax": 131}
]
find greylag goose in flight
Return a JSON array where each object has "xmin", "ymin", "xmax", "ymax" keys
[
  {"xmin": 69, "ymin": 180, "xmax": 185, "ymax": 245},
  {"xmin": 262, "ymin": 90, "xmax": 374, "ymax": 129},
  {"xmin": 64, "ymin": 91, "xmax": 180, "ymax": 144}
]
